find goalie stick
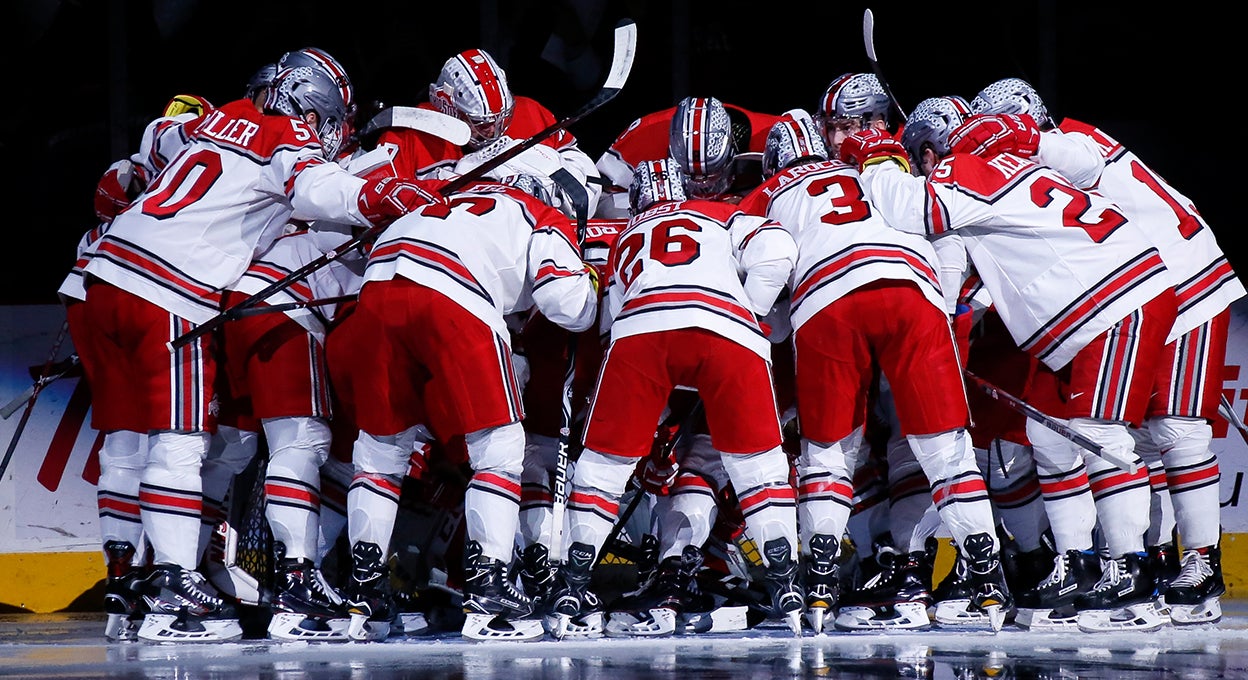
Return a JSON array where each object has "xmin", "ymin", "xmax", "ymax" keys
[
  {"xmin": 357, "ymin": 106, "xmax": 470, "ymax": 146},
  {"xmin": 964, "ymin": 370, "xmax": 1139, "ymax": 474},
  {"xmin": 862, "ymin": 8, "xmax": 908, "ymax": 122},
  {"xmin": 169, "ymin": 18, "xmax": 638, "ymax": 352},
  {"xmin": 0, "ymin": 320, "xmax": 70, "ymax": 481}
]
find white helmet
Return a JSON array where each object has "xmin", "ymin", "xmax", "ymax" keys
[
  {"xmin": 901, "ymin": 96, "xmax": 973, "ymax": 165},
  {"xmin": 265, "ymin": 66, "xmax": 348, "ymax": 160},
  {"xmin": 970, "ymin": 77, "xmax": 1050, "ymax": 129},
  {"xmin": 277, "ymin": 47, "xmax": 355, "ymax": 120},
  {"xmin": 762, "ymin": 113, "xmax": 828, "ymax": 178},
  {"xmin": 669, "ymin": 97, "xmax": 735, "ymax": 198},
  {"xmin": 429, "ymin": 49, "xmax": 515, "ymax": 149},
  {"xmin": 629, "ymin": 158, "xmax": 688, "ymax": 215}
]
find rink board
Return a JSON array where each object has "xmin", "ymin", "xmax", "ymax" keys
[{"xmin": 4, "ymin": 301, "xmax": 1248, "ymax": 612}]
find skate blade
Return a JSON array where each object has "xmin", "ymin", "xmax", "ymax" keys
[
  {"xmin": 933, "ymin": 599, "xmax": 992, "ymax": 628},
  {"xmin": 785, "ymin": 610, "xmax": 802, "ymax": 636},
  {"xmin": 137, "ymin": 613, "xmax": 243, "ymax": 643},
  {"xmin": 347, "ymin": 612, "xmax": 391, "ymax": 641},
  {"xmin": 1077, "ymin": 602, "xmax": 1168, "ymax": 633},
  {"xmin": 1167, "ymin": 597, "xmax": 1222, "ymax": 626},
  {"xmin": 104, "ymin": 613, "xmax": 139, "ymax": 642},
  {"xmin": 605, "ymin": 607, "xmax": 678, "ymax": 637},
  {"xmin": 805, "ymin": 606, "xmax": 826, "ymax": 635},
  {"xmin": 835, "ymin": 603, "xmax": 931, "ymax": 631},
  {"xmin": 267, "ymin": 612, "xmax": 351, "ymax": 642},
  {"xmin": 543, "ymin": 612, "xmax": 604, "ymax": 639},
  {"xmin": 984, "ymin": 604, "xmax": 1006, "ymax": 632},
  {"xmin": 461, "ymin": 613, "xmax": 545, "ymax": 641},
  {"xmin": 683, "ymin": 605, "xmax": 750, "ymax": 634},
  {"xmin": 396, "ymin": 611, "xmax": 430, "ymax": 636},
  {"xmin": 1014, "ymin": 607, "xmax": 1077, "ymax": 631}
]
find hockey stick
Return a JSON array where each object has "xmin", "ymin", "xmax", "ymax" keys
[
  {"xmin": 862, "ymin": 8, "xmax": 908, "ymax": 122},
  {"xmin": 1219, "ymin": 394, "xmax": 1248, "ymax": 442},
  {"xmin": 0, "ymin": 320, "xmax": 70, "ymax": 481},
  {"xmin": 0, "ymin": 353, "xmax": 81, "ymax": 420},
  {"xmin": 964, "ymin": 370, "xmax": 1139, "ymax": 474},
  {"xmin": 358, "ymin": 106, "xmax": 470, "ymax": 146},
  {"xmin": 169, "ymin": 18, "xmax": 638, "ymax": 352},
  {"xmin": 228, "ymin": 294, "xmax": 357, "ymax": 318}
]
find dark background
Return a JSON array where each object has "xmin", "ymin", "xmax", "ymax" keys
[{"xmin": 2, "ymin": 1, "xmax": 1240, "ymax": 305}]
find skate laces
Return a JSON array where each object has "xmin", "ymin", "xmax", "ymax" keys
[
  {"xmin": 1036, "ymin": 553, "xmax": 1070, "ymax": 589},
  {"xmin": 1089, "ymin": 557, "xmax": 1124, "ymax": 592},
  {"xmin": 180, "ymin": 569, "xmax": 225, "ymax": 607},
  {"xmin": 1170, "ymin": 550, "xmax": 1212, "ymax": 588}
]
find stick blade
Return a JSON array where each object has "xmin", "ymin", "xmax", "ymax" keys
[
  {"xmin": 604, "ymin": 19, "xmax": 638, "ymax": 92},
  {"xmin": 360, "ymin": 106, "xmax": 470, "ymax": 146},
  {"xmin": 0, "ymin": 386, "xmax": 34, "ymax": 419},
  {"xmin": 863, "ymin": 9, "xmax": 878, "ymax": 62}
]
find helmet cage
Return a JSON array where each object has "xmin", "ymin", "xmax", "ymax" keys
[
  {"xmin": 430, "ymin": 49, "xmax": 516, "ymax": 149},
  {"xmin": 266, "ymin": 66, "xmax": 347, "ymax": 160},
  {"xmin": 970, "ymin": 77, "xmax": 1050, "ymax": 129},
  {"xmin": 669, "ymin": 97, "xmax": 735, "ymax": 199},
  {"xmin": 629, "ymin": 158, "xmax": 688, "ymax": 215},
  {"xmin": 762, "ymin": 116, "xmax": 829, "ymax": 178},
  {"xmin": 816, "ymin": 73, "xmax": 891, "ymax": 146}
]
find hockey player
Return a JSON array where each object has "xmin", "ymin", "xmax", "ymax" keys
[
  {"xmin": 842, "ymin": 106, "xmax": 1178, "ymax": 634},
  {"xmin": 815, "ymin": 73, "xmax": 896, "ymax": 161},
  {"xmin": 72, "ymin": 64, "xmax": 443, "ymax": 643},
  {"xmin": 971, "ymin": 77, "xmax": 1245, "ymax": 627},
  {"xmin": 547, "ymin": 158, "xmax": 803, "ymax": 638},
  {"xmin": 331, "ymin": 155, "xmax": 600, "ymax": 642},
  {"xmin": 740, "ymin": 113, "xmax": 1010, "ymax": 633}
]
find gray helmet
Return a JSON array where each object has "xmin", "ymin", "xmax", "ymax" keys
[
  {"xmin": 970, "ymin": 77, "xmax": 1050, "ymax": 129},
  {"xmin": 277, "ymin": 47, "xmax": 355, "ymax": 118},
  {"xmin": 817, "ymin": 73, "xmax": 891, "ymax": 132},
  {"xmin": 901, "ymin": 96, "xmax": 973, "ymax": 165},
  {"xmin": 762, "ymin": 114, "xmax": 828, "ymax": 178},
  {"xmin": 265, "ymin": 66, "xmax": 348, "ymax": 160},
  {"xmin": 429, "ymin": 48, "xmax": 515, "ymax": 149},
  {"xmin": 629, "ymin": 158, "xmax": 688, "ymax": 215},
  {"xmin": 245, "ymin": 63, "xmax": 277, "ymax": 102},
  {"xmin": 669, "ymin": 96, "xmax": 735, "ymax": 198}
]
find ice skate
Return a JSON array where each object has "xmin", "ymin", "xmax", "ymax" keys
[
  {"xmin": 1014, "ymin": 549, "xmax": 1101, "ymax": 631},
  {"xmin": 606, "ymin": 545, "xmax": 707, "ymax": 637},
  {"xmin": 931, "ymin": 547, "xmax": 975, "ymax": 626},
  {"xmin": 517, "ymin": 543, "xmax": 557, "ymax": 610},
  {"xmin": 1075, "ymin": 552, "xmax": 1168, "ymax": 633},
  {"xmin": 956, "ymin": 532, "xmax": 1014, "ymax": 633},
  {"xmin": 137, "ymin": 564, "xmax": 243, "ymax": 642},
  {"xmin": 267, "ymin": 555, "xmax": 351, "ymax": 642},
  {"xmin": 760, "ymin": 538, "xmax": 803, "ymax": 635},
  {"xmin": 344, "ymin": 541, "xmax": 394, "ymax": 641},
  {"xmin": 102, "ymin": 540, "xmax": 145, "ymax": 642},
  {"xmin": 835, "ymin": 547, "xmax": 931, "ymax": 631},
  {"xmin": 544, "ymin": 541, "xmax": 604, "ymax": 639},
  {"xmin": 460, "ymin": 540, "xmax": 543, "ymax": 642},
  {"xmin": 1165, "ymin": 546, "xmax": 1225, "ymax": 625},
  {"xmin": 801, "ymin": 534, "xmax": 840, "ymax": 635}
]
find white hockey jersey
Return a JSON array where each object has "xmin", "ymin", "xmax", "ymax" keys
[
  {"xmin": 82, "ymin": 99, "xmax": 372, "ymax": 324},
  {"xmin": 738, "ymin": 160, "xmax": 945, "ymax": 331},
  {"xmin": 1056, "ymin": 118, "xmax": 1245, "ymax": 338},
  {"xmin": 604, "ymin": 199, "xmax": 797, "ymax": 359},
  {"xmin": 862, "ymin": 151, "xmax": 1173, "ymax": 371},
  {"xmin": 362, "ymin": 182, "xmax": 598, "ymax": 344}
]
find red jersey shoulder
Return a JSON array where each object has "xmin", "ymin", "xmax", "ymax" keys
[
  {"xmin": 192, "ymin": 99, "xmax": 323, "ymax": 158},
  {"xmin": 1057, "ymin": 117, "xmax": 1121, "ymax": 159},
  {"xmin": 608, "ymin": 107, "xmax": 678, "ymax": 166},
  {"xmin": 511, "ymin": 96, "xmax": 576, "ymax": 150},
  {"xmin": 934, "ymin": 152, "xmax": 1041, "ymax": 197}
]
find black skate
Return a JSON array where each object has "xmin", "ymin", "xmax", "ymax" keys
[
  {"xmin": 837, "ymin": 547, "xmax": 932, "ymax": 631},
  {"xmin": 1014, "ymin": 549, "xmax": 1101, "ymax": 631},
  {"xmin": 461, "ymin": 540, "xmax": 542, "ymax": 641},
  {"xmin": 137, "ymin": 564, "xmax": 242, "ymax": 642},
  {"xmin": 517, "ymin": 543, "xmax": 557, "ymax": 609},
  {"xmin": 267, "ymin": 555, "xmax": 350, "ymax": 641},
  {"xmin": 1165, "ymin": 545, "xmax": 1225, "ymax": 625},
  {"xmin": 103, "ymin": 540, "xmax": 145, "ymax": 642},
  {"xmin": 607, "ymin": 545, "xmax": 710, "ymax": 637},
  {"xmin": 802, "ymin": 534, "xmax": 841, "ymax": 634},
  {"xmin": 958, "ymin": 532, "xmax": 1014, "ymax": 632},
  {"xmin": 544, "ymin": 541, "xmax": 604, "ymax": 639},
  {"xmin": 344, "ymin": 541, "xmax": 394, "ymax": 641},
  {"xmin": 1147, "ymin": 543, "xmax": 1180, "ymax": 616},
  {"xmin": 1075, "ymin": 552, "xmax": 1167, "ymax": 632},
  {"xmin": 760, "ymin": 538, "xmax": 803, "ymax": 635}
]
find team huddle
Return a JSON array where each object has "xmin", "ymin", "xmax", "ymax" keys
[{"xmin": 65, "ymin": 38, "xmax": 1241, "ymax": 645}]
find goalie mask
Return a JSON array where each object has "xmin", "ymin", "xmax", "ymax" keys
[
  {"xmin": 629, "ymin": 158, "xmax": 688, "ymax": 215},
  {"xmin": 816, "ymin": 73, "xmax": 891, "ymax": 150},
  {"xmin": 901, "ymin": 95, "xmax": 973, "ymax": 167},
  {"xmin": 762, "ymin": 114, "xmax": 828, "ymax": 178},
  {"xmin": 669, "ymin": 97, "xmax": 735, "ymax": 199},
  {"xmin": 265, "ymin": 66, "xmax": 348, "ymax": 160},
  {"xmin": 970, "ymin": 77, "xmax": 1050, "ymax": 129},
  {"xmin": 430, "ymin": 48, "xmax": 515, "ymax": 150}
]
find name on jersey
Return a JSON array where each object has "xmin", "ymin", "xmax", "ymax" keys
[
  {"xmin": 766, "ymin": 162, "xmax": 838, "ymax": 197},
  {"xmin": 200, "ymin": 110, "xmax": 260, "ymax": 147},
  {"xmin": 986, "ymin": 153, "xmax": 1029, "ymax": 179}
]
